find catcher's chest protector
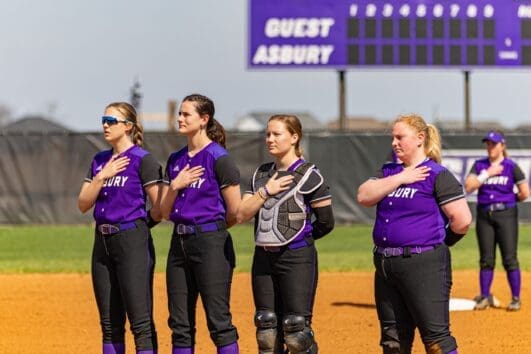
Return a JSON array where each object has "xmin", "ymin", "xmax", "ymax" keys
[{"xmin": 253, "ymin": 162, "xmax": 323, "ymax": 246}]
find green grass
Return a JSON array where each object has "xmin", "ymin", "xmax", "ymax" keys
[{"xmin": 1, "ymin": 224, "xmax": 531, "ymax": 273}]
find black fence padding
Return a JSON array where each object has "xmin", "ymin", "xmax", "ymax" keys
[{"xmin": 1, "ymin": 132, "xmax": 531, "ymax": 224}]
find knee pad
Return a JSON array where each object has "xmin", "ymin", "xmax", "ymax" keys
[
  {"xmin": 255, "ymin": 311, "xmax": 281, "ymax": 353},
  {"xmin": 381, "ymin": 326, "xmax": 401, "ymax": 354},
  {"xmin": 425, "ymin": 337, "xmax": 457, "ymax": 354},
  {"xmin": 381, "ymin": 324, "xmax": 413, "ymax": 354},
  {"xmin": 282, "ymin": 315, "xmax": 316, "ymax": 353},
  {"xmin": 502, "ymin": 260, "xmax": 519, "ymax": 271},
  {"xmin": 479, "ymin": 262, "xmax": 494, "ymax": 270}
]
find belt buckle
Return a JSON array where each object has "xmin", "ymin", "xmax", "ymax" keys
[
  {"xmin": 263, "ymin": 246, "xmax": 280, "ymax": 252},
  {"xmin": 383, "ymin": 248, "xmax": 395, "ymax": 257},
  {"xmin": 99, "ymin": 224, "xmax": 119, "ymax": 235},
  {"xmin": 176, "ymin": 224, "xmax": 193, "ymax": 235}
]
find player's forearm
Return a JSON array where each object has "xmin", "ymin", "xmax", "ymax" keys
[
  {"xmin": 445, "ymin": 200, "xmax": 472, "ymax": 235},
  {"xmin": 236, "ymin": 192, "xmax": 266, "ymax": 224},
  {"xmin": 464, "ymin": 175, "xmax": 481, "ymax": 194},
  {"xmin": 160, "ymin": 186, "xmax": 178, "ymax": 220},
  {"xmin": 77, "ymin": 181, "xmax": 104, "ymax": 213},
  {"xmin": 357, "ymin": 175, "xmax": 403, "ymax": 207},
  {"xmin": 517, "ymin": 183, "xmax": 529, "ymax": 201}
]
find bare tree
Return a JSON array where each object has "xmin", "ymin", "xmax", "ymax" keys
[
  {"xmin": 0, "ymin": 103, "xmax": 12, "ymax": 126},
  {"xmin": 130, "ymin": 78, "xmax": 142, "ymax": 112}
]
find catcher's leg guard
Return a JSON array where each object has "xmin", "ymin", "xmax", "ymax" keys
[
  {"xmin": 255, "ymin": 311, "xmax": 283, "ymax": 354},
  {"xmin": 380, "ymin": 325, "xmax": 400, "ymax": 354},
  {"xmin": 282, "ymin": 315, "xmax": 317, "ymax": 354}
]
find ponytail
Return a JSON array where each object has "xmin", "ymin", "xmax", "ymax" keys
[
  {"xmin": 206, "ymin": 118, "xmax": 226, "ymax": 148},
  {"xmin": 425, "ymin": 124, "xmax": 442, "ymax": 164},
  {"xmin": 132, "ymin": 121, "xmax": 144, "ymax": 147},
  {"xmin": 394, "ymin": 114, "xmax": 442, "ymax": 163}
]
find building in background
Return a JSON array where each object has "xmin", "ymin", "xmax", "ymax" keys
[
  {"xmin": 1, "ymin": 115, "xmax": 71, "ymax": 134},
  {"xmin": 326, "ymin": 116, "xmax": 389, "ymax": 132},
  {"xmin": 234, "ymin": 111, "xmax": 323, "ymax": 131}
]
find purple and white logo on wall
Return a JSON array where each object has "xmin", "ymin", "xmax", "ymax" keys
[{"xmin": 249, "ymin": 0, "xmax": 531, "ymax": 68}]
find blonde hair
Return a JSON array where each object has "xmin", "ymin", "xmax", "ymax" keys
[
  {"xmin": 268, "ymin": 114, "xmax": 303, "ymax": 157},
  {"xmin": 106, "ymin": 102, "xmax": 143, "ymax": 147},
  {"xmin": 394, "ymin": 114, "xmax": 442, "ymax": 163}
]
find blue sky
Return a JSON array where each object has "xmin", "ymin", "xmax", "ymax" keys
[{"xmin": 2, "ymin": 0, "xmax": 531, "ymax": 131}]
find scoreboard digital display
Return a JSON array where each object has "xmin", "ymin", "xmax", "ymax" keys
[{"xmin": 249, "ymin": 0, "xmax": 531, "ymax": 68}]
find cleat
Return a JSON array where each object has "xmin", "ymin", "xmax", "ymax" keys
[
  {"xmin": 473, "ymin": 295, "xmax": 489, "ymax": 310},
  {"xmin": 507, "ymin": 297, "xmax": 521, "ymax": 311},
  {"xmin": 473, "ymin": 294, "xmax": 500, "ymax": 310}
]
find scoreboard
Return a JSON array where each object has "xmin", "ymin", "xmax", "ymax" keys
[{"xmin": 249, "ymin": 0, "xmax": 531, "ymax": 68}]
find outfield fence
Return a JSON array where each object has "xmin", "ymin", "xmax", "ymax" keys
[{"xmin": 2, "ymin": 131, "xmax": 531, "ymax": 224}]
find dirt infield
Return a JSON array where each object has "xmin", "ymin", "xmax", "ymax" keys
[{"xmin": 0, "ymin": 271, "xmax": 529, "ymax": 354}]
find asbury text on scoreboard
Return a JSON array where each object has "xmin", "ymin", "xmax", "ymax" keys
[{"xmin": 249, "ymin": 0, "xmax": 531, "ymax": 68}]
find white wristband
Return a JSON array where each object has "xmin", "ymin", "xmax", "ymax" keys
[{"xmin": 476, "ymin": 169, "xmax": 489, "ymax": 184}]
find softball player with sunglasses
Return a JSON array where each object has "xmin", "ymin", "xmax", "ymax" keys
[{"xmin": 78, "ymin": 102, "xmax": 162, "ymax": 354}]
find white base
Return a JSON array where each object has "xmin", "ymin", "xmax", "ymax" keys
[{"xmin": 449, "ymin": 298, "xmax": 476, "ymax": 311}]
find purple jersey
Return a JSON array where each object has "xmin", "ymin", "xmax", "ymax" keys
[
  {"xmin": 85, "ymin": 145, "xmax": 163, "ymax": 225},
  {"xmin": 163, "ymin": 142, "xmax": 240, "ymax": 225},
  {"xmin": 373, "ymin": 159, "xmax": 464, "ymax": 248},
  {"xmin": 469, "ymin": 158, "xmax": 526, "ymax": 206}
]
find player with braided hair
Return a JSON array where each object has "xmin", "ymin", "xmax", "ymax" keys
[
  {"xmin": 78, "ymin": 102, "xmax": 162, "ymax": 354},
  {"xmin": 161, "ymin": 94, "xmax": 241, "ymax": 354}
]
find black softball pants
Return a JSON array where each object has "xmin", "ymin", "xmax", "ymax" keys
[
  {"xmin": 166, "ymin": 229, "xmax": 238, "ymax": 348},
  {"xmin": 91, "ymin": 219, "xmax": 157, "ymax": 351},
  {"xmin": 476, "ymin": 207, "xmax": 519, "ymax": 271},
  {"xmin": 252, "ymin": 244, "xmax": 319, "ymax": 341},
  {"xmin": 373, "ymin": 244, "xmax": 456, "ymax": 354}
]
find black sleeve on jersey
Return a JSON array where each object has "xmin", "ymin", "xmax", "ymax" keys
[
  {"xmin": 467, "ymin": 161, "xmax": 479, "ymax": 176},
  {"xmin": 162, "ymin": 155, "xmax": 173, "ymax": 184},
  {"xmin": 372, "ymin": 167, "xmax": 384, "ymax": 179},
  {"xmin": 244, "ymin": 176, "xmax": 254, "ymax": 194},
  {"xmin": 304, "ymin": 170, "xmax": 331, "ymax": 203},
  {"xmin": 215, "ymin": 154, "xmax": 240, "ymax": 189},
  {"xmin": 435, "ymin": 170, "xmax": 465, "ymax": 205},
  {"xmin": 140, "ymin": 154, "xmax": 163, "ymax": 186},
  {"xmin": 513, "ymin": 163, "xmax": 526, "ymax": 184},
  {"xmin": 85, "ymin": 165, "xmax": 93, "ymax": 181}
]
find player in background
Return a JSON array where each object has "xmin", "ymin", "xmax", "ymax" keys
[
  {"xmin": 160, "ymin": 94, "xmax": 241, "ymax": 354},
  {"xmin": 78, "ymin": 102, "xmax": 162, "ymax": 354},
  {"xmin": 358, "ymin": 114, "xmax": 471, "ymax": 354},
  {"xmin": 465, "ymin": 131, "xmax": 529, "ymax": 311},
  {"xmin": 237, "ymin": 114, "xmax": 334, "ymax": 354}
]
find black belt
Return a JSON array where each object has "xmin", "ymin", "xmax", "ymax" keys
[
  {"xmin": 478, "ymin": 202, "xmax": 515, "ymax": 212},
  {"xmin": 260, "ymin": 236, "xmax": 313, "ymax": 252},
  {"xmin": 173, "ymin": 220, "xmax": 227, "ymax": 235},
  {"xmin": 374, "ymin": 245, "xmax": 436, "ymax": 257},
  {"xmin": 97, "ymin": 221, "xmax": 137, "ymax": 235}
]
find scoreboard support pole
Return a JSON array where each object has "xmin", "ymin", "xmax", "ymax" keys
[
  {"xmin": 464, "ymin": 70, "xmax": 471, "ymax": 132},
  {"xmin": 167, "ymin": 100, "xmax": 177, "ymax": 133},
  {"xmin": 338, "ymin": 70, "xmax": 347, "ymax": 131}
]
